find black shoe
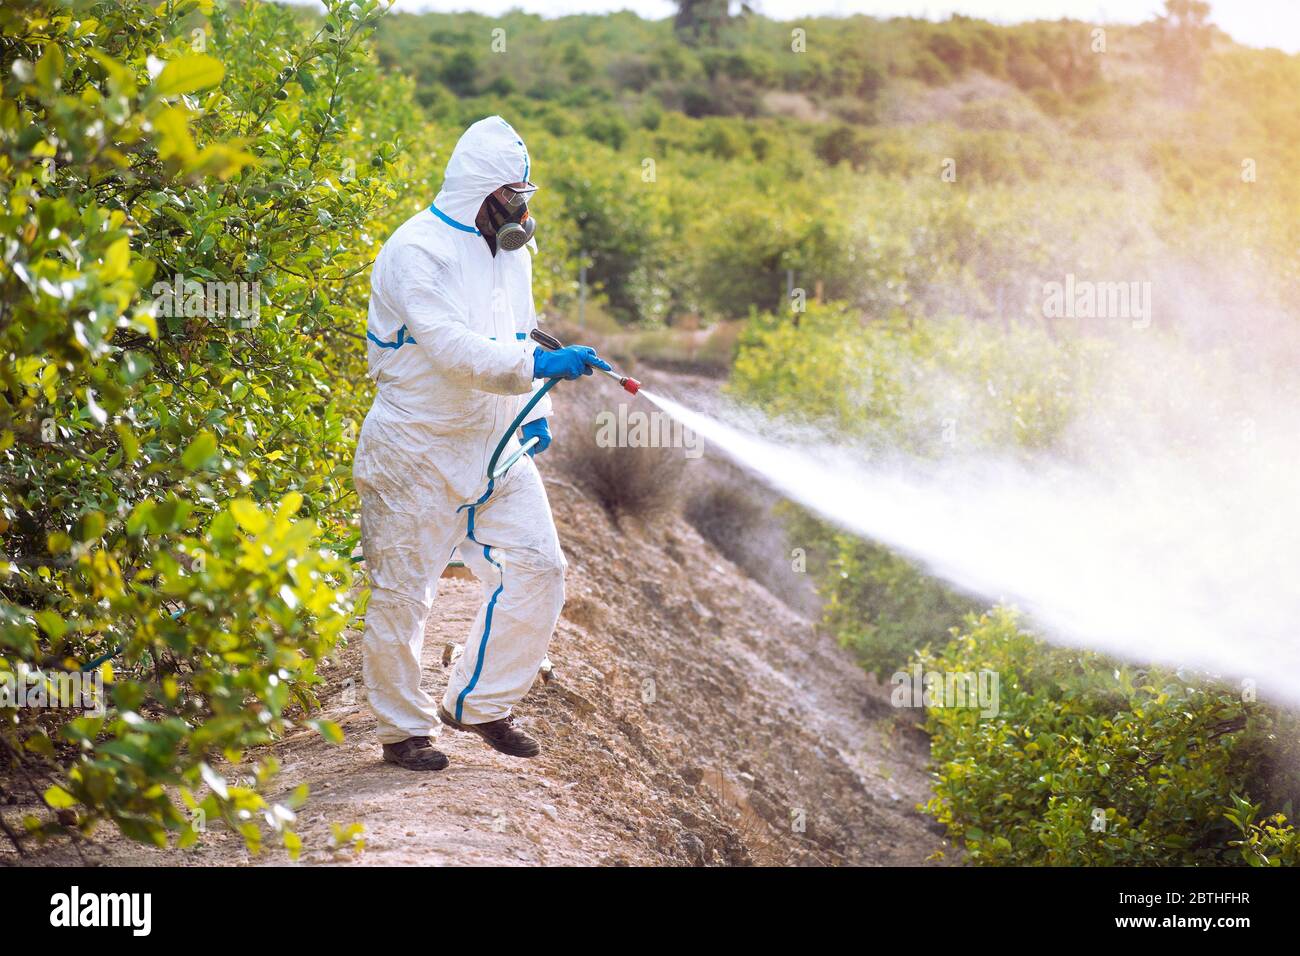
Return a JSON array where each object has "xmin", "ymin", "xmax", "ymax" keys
[
  {"xmin": 382, "ymin": 736, "xmax": 450, "ymax": 771},
  {"xmin": 439, "ymin": 705, "xmax": 540, "ymax": 758}
]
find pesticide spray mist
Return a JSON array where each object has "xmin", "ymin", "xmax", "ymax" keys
[{"xmin": 635, "ymin": 323, "xmax": 1300, "ymax": 706}]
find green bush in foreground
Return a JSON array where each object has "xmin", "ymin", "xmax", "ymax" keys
[
  {"xmin": 922, "ymin": 608, "xmax": 1300, "ymax": 865},
  {"xmin": 0, "ymin": 0, "xmax": 411, "ymax": 856}
]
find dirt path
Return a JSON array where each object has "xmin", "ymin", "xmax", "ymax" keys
[{"xmin": 11, "ymin": 463, "xmax": 952, "ymax": 867}]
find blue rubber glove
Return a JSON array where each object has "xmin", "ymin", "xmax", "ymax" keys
[
  {"xmin": 521, "ymin": 418, "xmax": 551, "ymax": 457},
  {"xmin": 533, "ymin": 345, "xmax": 612, "ymax": 380}
]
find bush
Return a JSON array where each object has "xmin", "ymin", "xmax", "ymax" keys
[
  {"xmin": 911, "ymin": 50, "xmax": 953, "ymax": 86},
  {"xmin": 544, "ymin": 145, "xmax": 667, "ymax": 323},
  {"xmin": 921, "ymin": 609, "xmax": 1300, "ymax": 865},
  {"xmin": 580, "ymin": 109, "xmax": 629, "ymax": 150},
  {"xmin": 822, "ymin": 537, "xmax": 977, "ymax": 679},
  {"xmin": 813, "ymin": 124, "xmax": 870, "ymax": 169},
  {"xmin": 683, "ymin": 480, "xmax": 763, "ymax": 565},
  {"xmin": 927, "ymin": 30, "xmax": 970, "ymax": 74},
  {"xmin": 550, "ymin": 384, "xmax": 684, "ymax": 522},
  {"xmin": 0, "ymin": 0, "xmax": 416, "ymax": 856},
  {"xmin": 728, "ymin": 299, "xmax": 1115, "ymax": 672},
  {"xmin": 1224, "ymin": 794, "xmax": 1300, "ymax": 867}
]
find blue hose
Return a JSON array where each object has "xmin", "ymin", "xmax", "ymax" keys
[{"xmin": 486, "ymin": 377, "xmax": 560, "ymax": 480}]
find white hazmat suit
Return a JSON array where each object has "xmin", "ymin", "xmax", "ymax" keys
[{"xmin": 353, "ymin": 117, "xmax": 565, "ymax": 742}]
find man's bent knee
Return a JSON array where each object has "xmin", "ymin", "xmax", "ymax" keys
[{"xmin": 363, "ymin": 587, "xmax": 434, "ymax": 643}]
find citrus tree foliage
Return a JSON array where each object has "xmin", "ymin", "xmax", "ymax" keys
[
  {"xmin": 0, "ymin": 0, "xmax": 420, "ymax": 855},
  {"xmin": 922, "ymin": 609, "xmax": 1300, "ymax": 865}
]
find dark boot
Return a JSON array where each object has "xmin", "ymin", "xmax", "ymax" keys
[
  {"xmin": 382, "ymin": 736, "xmax": 449, "ymax": 771},
  {"xmin": 439, "ymin": 705, "xmax": 540, "ymax": 758}
]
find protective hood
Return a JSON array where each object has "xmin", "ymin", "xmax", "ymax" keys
[{"xmin": 431, "ymin": 116, "xmax": 531, "ymax": 230}]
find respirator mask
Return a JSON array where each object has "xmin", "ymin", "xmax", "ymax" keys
[{"xmin": 485, "ymin": 183, "xmax": 537, "ymax": 252}]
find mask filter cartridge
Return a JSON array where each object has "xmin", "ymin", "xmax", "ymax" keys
[{"xmin": 496, "ymin": 214, "xmax": 535, "ymax": 251}]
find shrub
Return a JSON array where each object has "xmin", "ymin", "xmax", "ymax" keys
[
  {"xmin": 813, "ymin": 124, "xmax": 870, "ymax": 169},
  {"xmin": 910, "ymin": 50, "xmax": 953, "ymax": 86},
  {"xmin": 822, "ymin": 537, "xmax": 977, "ymax": 679},
  {"xmin": 544, "ymin": 142, "xmax": 667, "ymax": 323},
  {"xmin": 921, "ymin": 609, "xmax": 1300, "ymax": 865},
  {"xmin": 580, "ymin": 108, "xmax": 629, "ymax": 150},
  {"xmin": 683, "ymin": 480, "xmax": 762, "ymax": 565},
  {"xmin": 550, "ymin": 384, "xmax": 684, "ymax": 522},
  {"xmin": 0, "ymin": 0, "xmax": 416, "ymax": 855},
  {"xmin": 927, "ymin": 30, "xmax": 971, "ymax": 74},
  {"xmin": 1224, "ymin": 794, "xmax": 1300, "ymax": 867}
]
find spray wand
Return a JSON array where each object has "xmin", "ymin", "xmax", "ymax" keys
[
  {"xmin": 487, "ymin": 328, "xmax": 644, "ymax": 481},
  {"xmin": 529, "ymin": 328, "xmax": 642, "ymax": 395}
]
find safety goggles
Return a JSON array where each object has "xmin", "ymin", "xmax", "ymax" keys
[{"xmin": 500, "ymin": 182, "xmax": 538, "ymax": 211}]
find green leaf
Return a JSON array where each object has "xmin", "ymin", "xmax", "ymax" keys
[
  {"xmin": 117, "ymin": 817, "xmax": 169, "ymax": 848},
  {"xmin": 62, "ymin": 717, "xmax": 105, "ymax": 744},
  {"xmin": 34, "ymin": 610, "xmax": 67, "ymax": 639},
  {"xmin": 230, "ymin": 499, "xmax": 268, "ymax": 534},
  {"xmin": 153, "ymin": 54, "xmax": 226, "ymax": 96},
  {"xmin": 126, "ymin": 500, "xmax": 155, "ymax": 535},
  {"xmin": 309, "ymin": 719, "xmax": 344, "ymax": 744},
  {"xmin": 101, "ymin": 237, "xmax": 131, "ymax": 282},
  {"xmin": 43, "ymin": 785, "xmax": 77, "ymax": 809},
  {"xmin": 180, "ymin": 431, "xmax": 218, "ymax": 471},
  {"xmin": 24, "ymin": 733, "xmax": 56, "ymax": 759},
  {"xmin": 35, "ymin": 43, "xmax": 65, "ymax": 89},
  {"xmin": 85, "ymin": 49, "xmax": 135, "ymax": 94},
  {"xmin": 152, "ymin": 106, "xmax": 198, "ymax": 165},
  {"xmin": 76, "ymin": 510, "xmax": 106, "ymax": 542}
]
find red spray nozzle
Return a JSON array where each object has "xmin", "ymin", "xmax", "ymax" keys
[{"xmin": 621, "ymin": 376, "xmax": 641, "ymax": 395}]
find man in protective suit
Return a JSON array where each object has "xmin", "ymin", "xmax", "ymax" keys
[{"xmin": 354, "ymin": 117, "xmax": 610, "ymax": 771}]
